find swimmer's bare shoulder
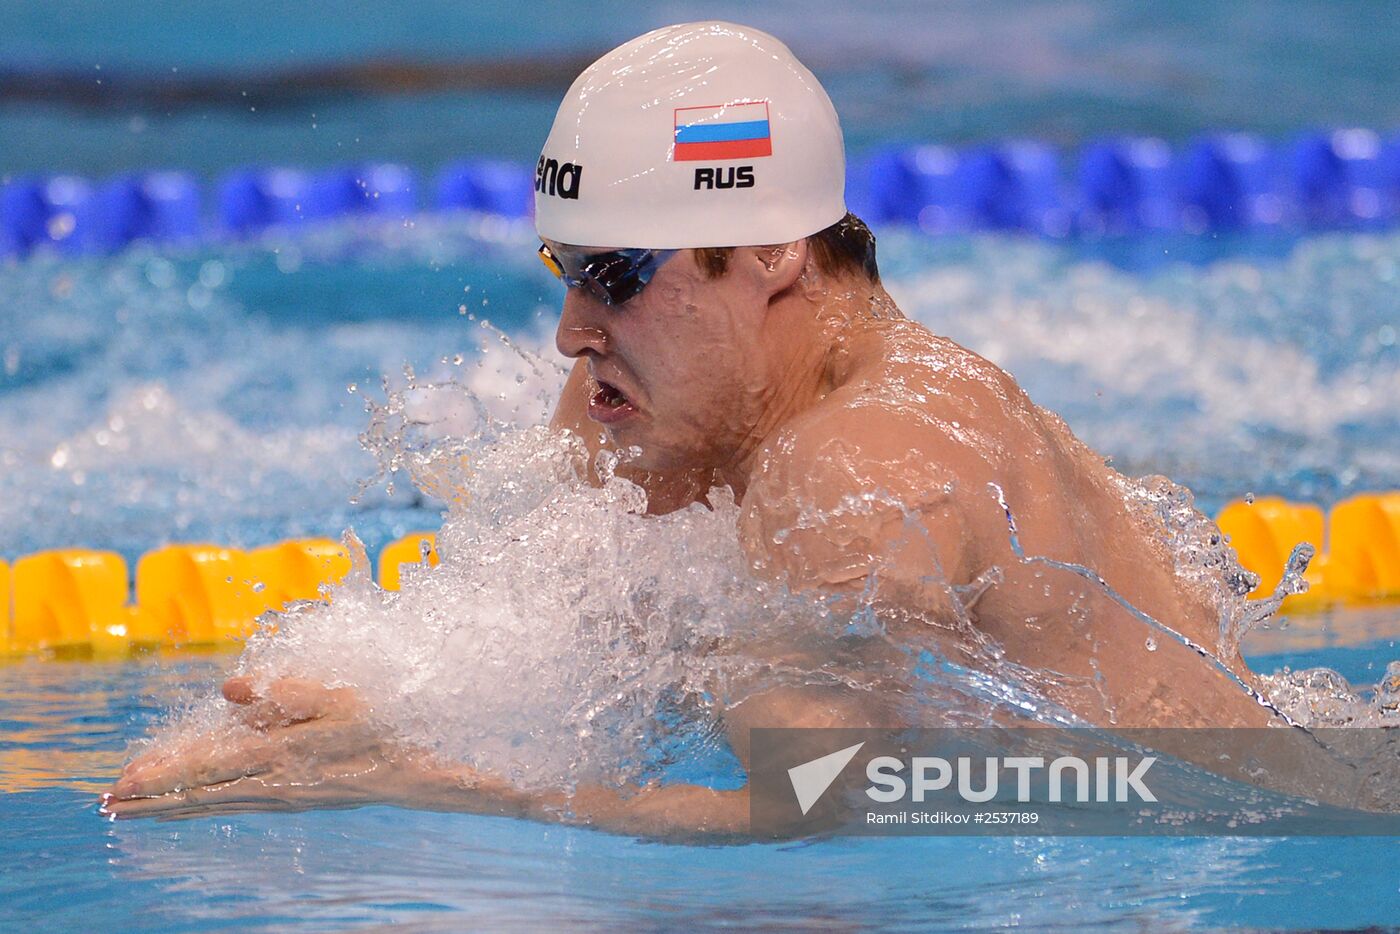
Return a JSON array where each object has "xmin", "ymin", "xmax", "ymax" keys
[{"xmin": 739, "ymin": 321, "xmax": 1043, "ymax": 601}]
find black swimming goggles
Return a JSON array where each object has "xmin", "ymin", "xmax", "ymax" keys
[{"xmin": 538, "ymin": 242, "xmax": 677, "ymax": 307}]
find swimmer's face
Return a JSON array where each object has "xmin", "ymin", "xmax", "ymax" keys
[{"xmin": 551, "ymin": 239, "xmax": 802, "ymax": 473}]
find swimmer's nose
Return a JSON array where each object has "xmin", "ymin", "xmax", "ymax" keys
[{"xmin": 555, "ymin": 289, "xmax": 610, "ymax": 359}]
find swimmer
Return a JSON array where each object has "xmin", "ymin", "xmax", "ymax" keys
[{"xmin": 104, "ymin": 22, "xmax": 1291, "ymax": 834}]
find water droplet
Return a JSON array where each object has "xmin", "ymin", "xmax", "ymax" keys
[{"xmin": 198, "ymin": 260, "xmax": 227, "ymax": 289}]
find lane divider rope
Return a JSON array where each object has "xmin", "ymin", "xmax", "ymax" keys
[
  {"xmin": 2, "ymin": 489, "xmax": 1399, "ymax": 661},
  {"xmin": 1217, "ymin": 491, "xmax": 1400, "ymax": 615},
  {"xmin": 0, "ymin": 533, "xmax": 436, "ymax": 659},
  {"xmin": 4, "ymin": 129, "xmax": 1400, "ymax": 257}
]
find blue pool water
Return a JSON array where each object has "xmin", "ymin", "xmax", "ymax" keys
[
  {"xmin": 2, "ymin": 213, "xmax": 1398, "ymax": 932},
  {"xmin": 5, "ymin": 1, "xmax": 1400, "ymax": 177},
  {"xmin": 2, "ymin": 619, "xmax": 1398, "ymax": 930},
  {"xmin": 4, "ymin": 3, "xmax": 1400, "ymax": 930}
]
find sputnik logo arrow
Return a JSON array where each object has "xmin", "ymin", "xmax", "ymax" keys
[{"xmin": 787, "ymin": 742, "xmax": 865, "ymax": 815}]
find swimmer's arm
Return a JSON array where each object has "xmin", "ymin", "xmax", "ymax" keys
[
  {"xmin": 104, "ymin": 677, "xmax": 876, "ymax": 839},
  {"xmin": 393, "ymin": 768, "xmax": 752, "ymax": 838},
  {"xmin": 100, "ymin": 675, "xmax": 745, "ymax": 835},
  {"xmin": 397, "ymin": 682, "xmax": 885, "ymax": 838}
]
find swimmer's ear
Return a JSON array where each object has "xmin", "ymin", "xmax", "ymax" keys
[{"xmin": 735, "ymin": 240, "xmax": 808, "ymax": 299}]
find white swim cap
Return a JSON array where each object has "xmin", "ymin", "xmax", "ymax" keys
[{"xmin": 534, "ymin": 21, "xmax": 847, "ymax": 250}]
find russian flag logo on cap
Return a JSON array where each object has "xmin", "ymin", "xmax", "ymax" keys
[{"xmin": 673, "ymin": 101, "xmax": 773, "ymax": 162}]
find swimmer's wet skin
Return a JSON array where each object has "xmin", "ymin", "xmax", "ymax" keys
[{"xmin": 103, "ymin": 21, "xmax": 1309, "ymax": 836}]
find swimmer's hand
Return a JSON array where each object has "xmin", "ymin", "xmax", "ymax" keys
[
  {"xmin": 101, "ymin": 676, "xmax": 489, "ymax": 820},
  {"xmin": 100, "ymin": 676, "xmax": 749, "ymax": 836}
]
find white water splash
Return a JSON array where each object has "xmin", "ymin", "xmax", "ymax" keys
[{"xmin": 235, "ymin": 428, "xmax": 858, "ymax": 788}]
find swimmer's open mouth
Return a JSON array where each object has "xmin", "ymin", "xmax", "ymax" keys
[
  {"xmin": 588, "ymin": 378, "xmax": 638, "ymax": 424},
  {"xmin": 595, "ymin": 379, "xmax": 627, "ymax": 408}
]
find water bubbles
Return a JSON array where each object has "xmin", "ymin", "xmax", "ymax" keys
[
  {"xmin": 45, "ymin": 213, "xmax": 76, "ymax": 242},
  {"xmin": 145, "ymin": 258, "xmax": 177, "ymax": 289},
  {"xmin": 1376, "ymin": 661, "xmax": 1400, "ymax": 712},
  {"xmin": 274, "ymin": 247, "xmax": 303, "ymax": 274},
  {"xmin": 1258, "ymin": 666, "xmax": 1378, "ymax": 726},
  {"xmin": 884, "ymin": 229, "xmax": 1400, "ymax": 498},
  {"xmin": 226, "ymin": 427, "xmax": 871, "ymax": 787}
]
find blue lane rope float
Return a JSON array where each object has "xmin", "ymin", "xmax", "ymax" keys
[
  {"xmin": 217, "ymin": 163, "xmax": 418, "ymax": 235},
  {"xmin": 435, "ymin": 159, "xmax": 535, "ymax": 219},
  {"xmin": 0, "ymin": 171, "xmax": 203, "ymax": 255},
  {"xmin": 3, "ymin": 129, "xmax": 1400, "ymax": 256}
]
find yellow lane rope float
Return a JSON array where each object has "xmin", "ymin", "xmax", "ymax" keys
[
  {"xmin": 3, "ymin": 493, "xmax": 1399, "ymax": 661},
  {"xmin": 1, "ymin": 533, "xmax": 437, "ymax": 659},
  {"xmin": 1216, "ymin": 492, "xmax": 1400, "ymax": 612}
]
